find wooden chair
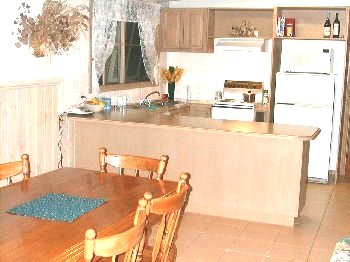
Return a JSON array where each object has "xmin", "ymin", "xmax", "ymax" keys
[
  {"xmin": 99, "ymin": 147, "xmax": 169, "ymax": 180},
  {"xmin": 143, "ymin": 172, "xmax": 191, "ymax": 262},
  {"xmin": 84, "ymin": 198, "xmax": 149, "ymax": 262},
  {"xmin": 0, "ymin": 154, "xmax": 30, "ymax": 185}
]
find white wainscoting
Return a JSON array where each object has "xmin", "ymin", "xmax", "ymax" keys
[{"xmin": 0, "ymin": 79, "xmax": 61, "ymax": 186}]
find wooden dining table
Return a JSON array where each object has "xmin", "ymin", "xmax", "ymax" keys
[{"xmin": 0, "ymin": 168, "xmax": 178, "ymax": 261}]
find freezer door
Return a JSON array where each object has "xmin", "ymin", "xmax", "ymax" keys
[
  {"xmin": 274, "ymin": 104, "xmax": 333, "ymax": 182},
  {"xmin": 275, "ymin": 73, "xmax": 335, "ymax": 106}
]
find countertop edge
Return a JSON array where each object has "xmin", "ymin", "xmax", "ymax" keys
[{"xmin": 67, "ymin": 115, "xmax": 320, "ymax": 141}]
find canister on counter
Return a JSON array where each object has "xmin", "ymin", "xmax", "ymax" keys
[
  {"xmin": 98, "ymin": 97, "xmax": 111, "ymax": 111},
  {"xmin": 215, "ymin": 91, "xmax": 223, "ymax": 101},
  {"xmin": 248, "ymin": 91, "xmax": 255, "ymax": 103},
  {"xmin": 263, "ymin": 90, "xmax": 269, "ymax": 106}
]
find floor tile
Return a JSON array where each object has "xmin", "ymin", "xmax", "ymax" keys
[
  {"xmin": 267, "ymin": 243, "xmax": 310, "ymax": 261},
  {"xmin": 294, "ymin": 214, "xmax": 322, "ymax": 227},
  {"xmin": 313, "ymin": 236, "xmax": 341, "ymax": 251},
  {"xmin": 262, "ymin": 257, "xmax": 297, "ymax": 262},
  {"xmin": 204, "ymin": 221, "xmax": 245, "ymax": 237},
  {"xmin": 300, "ymin": 201, "xmax": 328, "ymax": 218},
  {"xmin": 175, "ymin": 241, "xmax": 188, "ymax": 257},
  {"xmin": 177, "ymin": 245, "xmax": 226, "ymax": 262},
  {"xmin": 180, "ymin": 212, "xmax": 216, "ymax": 232},
  {"xmin": 307, "ymin": 248, "xmax": 333, "ymax": 262},
  {"xmin": 274, "ymin": 224, "xmax": 318, "ymax": 247},
  {"xmin": 313, "ymin": 224, "xmax": 350, "ymax": 250},
  {"xmin": 229, "ymin": 238, "xmax": 273, "ymax": 256},
  {"xmin": 238, "ymin": 222, "xmax": 282, "ymax": 242},
  {"xmin": 214, "ymin": 216, "xmax": 249, "ymax": 227},
  {"xmin": 190, "ymin": 231, "xmax": 237, "ymax": 249},
  {"xmin": 176, "ymin": 228, "xmax": 202, "ymax": 245},
  {"xmin": 219, "ymin": 250, "xmax": 265, "ymax": 262},
  {"xmin": 173, "ymin": 181, "xmax": 349, "ymax": 261}
]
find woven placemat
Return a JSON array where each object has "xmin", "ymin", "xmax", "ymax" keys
[{"xmin": 7, "ymin": 193, "xmax": 107, "ymax": 222}]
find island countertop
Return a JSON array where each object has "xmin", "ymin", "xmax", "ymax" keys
[
  {"xmin": 68, "ymin": 104, "xmax": 320, "ymax": 141},
  {"xmin": 65, "ymin": 103, "xmax": 320, "ymax": 226}
]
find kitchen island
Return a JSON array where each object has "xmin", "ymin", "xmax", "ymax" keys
[{"xmin": 64, "ymin": 104, "xmax": 320, "ymax": 226}]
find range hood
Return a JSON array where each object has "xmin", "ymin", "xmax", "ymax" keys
[{"xmin": 214, "ymin": 38, "xmax": 271, "ymax": 53}]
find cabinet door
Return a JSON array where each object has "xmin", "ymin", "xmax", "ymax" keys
[
  {"xmin": 182, "ymin": 9, "xmax": 208, "ymax": 51},
  {"xmin": 190, "ymin": 104, "xmax": 212, "ymax": 118},
  {"xmin": 160, "ymin": 9, "xmax": 182, "ymax": 51},
  {"xmin": 160, "ymin": 8, "xmax": 208, "ymax": 52}
]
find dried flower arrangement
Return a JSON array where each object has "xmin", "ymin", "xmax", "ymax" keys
[
  {"xmin": 13, "ymin": 0, "xmax": 89, "ymax": 57},
  {"xmin": 231, "ymin": 20, "xmax": 257, "ymax": 37},
  {"xmin": 160, "ymin": 66, "xmax": 184, "ymax": 83}
]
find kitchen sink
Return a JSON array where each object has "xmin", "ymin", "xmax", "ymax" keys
[{"xmin": 126, "ymin": 100, "xmax": 183, "ymax": 111}]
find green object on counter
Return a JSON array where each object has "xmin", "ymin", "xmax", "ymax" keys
[{"xmin": 168, "ymin": 82, "xmax": 175, "ymax": 100}]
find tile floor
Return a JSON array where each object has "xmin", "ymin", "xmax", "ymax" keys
[{"xmin": 174, "ymin": 175, "xmax": 350, "ymax": 262}]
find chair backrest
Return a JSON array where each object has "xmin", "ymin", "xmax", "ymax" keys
[
  {"xmin": 144, "ymin": 172, "xmax": 191, "ymax": 262},
  {"xmin": 99, "ymin": 147, "xmax": 169, "ymax": 180},
  {"xmin": 84, "ymin": 198, "xmax": 148, "ymax": 262},
  {"xmin": 0, "ymin": 154, "xmax": 30, "ymax": 185}
]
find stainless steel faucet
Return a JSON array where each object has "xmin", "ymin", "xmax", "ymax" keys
[{"xmin": 142, "ymin": 91, "xmax": 160, "ymax": 105}]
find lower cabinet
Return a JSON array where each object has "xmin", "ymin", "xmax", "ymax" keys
[{"xmin": 189, "ymin": 104, "xmax": 212, "ymax": 118}]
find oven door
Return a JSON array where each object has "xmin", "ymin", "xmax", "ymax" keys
[{"xmin": 211, "ymin": 105, "xmax": 255, "ymax": 121}]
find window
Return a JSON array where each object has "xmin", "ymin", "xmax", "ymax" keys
[{"xmin": 99, "ymin": 21, "xmax": 149, "ymax": 86}]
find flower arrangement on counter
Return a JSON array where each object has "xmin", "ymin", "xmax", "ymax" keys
[
  {"xmin": 13, "ymin": 0, "xmax": 89, "ymax": 57},
  {"xmin": 160, "ymin": 66, "xmax": 184, "ymax": 83}
]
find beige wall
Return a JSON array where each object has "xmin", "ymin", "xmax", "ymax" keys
[{"xmin": 0, "ymin": 0, "xmax": 90, "ymax": 113}]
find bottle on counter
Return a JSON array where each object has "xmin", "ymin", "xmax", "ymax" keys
[
  {"xmin": 248, "ymin": 91, "xmax": 256, "ymax": 103},
  {"xmin": 333, "ymin": 12, "xmax": 340, "ymax": 38},
  {"xmin": 323, "ymin": 13, "xmax": 331, "ymax": 38},
  {"xmin": 263, "ymin": 90, "xmax": 269, "ymax": 106}
]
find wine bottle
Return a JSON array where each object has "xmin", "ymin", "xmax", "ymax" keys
[
  {"xmin": 323, "ymin": 13, "xmax": 331, "ymax": 38},
  {"xmin": 333, "ymin": 13, "xmax": 340, "ymax": 38}
]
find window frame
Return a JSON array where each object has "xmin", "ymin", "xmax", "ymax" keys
[{"xmin": 98, "ymin": 21, "xmax": 154, "ymax": 92}]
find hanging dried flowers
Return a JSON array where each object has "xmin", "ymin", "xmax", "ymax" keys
[
  {"xmin": 160, "ymin": 66, "xmax": 184, "ymax": 83},
  {"xmin": 13, "ymin": 0, "xmax": 89, "ymax": 57}
]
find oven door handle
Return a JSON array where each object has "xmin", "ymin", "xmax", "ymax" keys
[{"xmin": 212, "ymin": 105, "xmax": 253, "ymax": 109}]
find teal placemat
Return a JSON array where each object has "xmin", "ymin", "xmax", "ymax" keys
[{"xmin": 7, "ymin": 193, "xmax": 107, "ymax": 222}]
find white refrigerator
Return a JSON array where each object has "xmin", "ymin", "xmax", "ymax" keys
[{"xmin": 274, "ymin": 72, "xmax": 335, "ymax": 183}]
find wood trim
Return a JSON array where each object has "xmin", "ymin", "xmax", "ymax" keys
[
  {"xmin": 0, "ymin": 79, "xmax": 60, "ymax": 185},
  {"xmin": 0, "ymin": 79, "xmax": 61, "ymax": 90},
  {"xmin": 338, "ymin": 40, "xmax": 350, "ymax": 179}
]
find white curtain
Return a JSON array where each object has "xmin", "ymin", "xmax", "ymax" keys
[{"xmin": 92, "ymin": 0, "xmax": 163, "ymax": 95}]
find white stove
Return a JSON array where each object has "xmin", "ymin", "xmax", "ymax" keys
[
  {"xmin": 213, "ymin": 99, "xmax": 254, "ymax": 109},
  {"xmin": 211, "ymin": 81, "xmax": 263, "ymax": 121}
]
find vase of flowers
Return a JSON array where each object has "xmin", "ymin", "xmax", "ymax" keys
[{"xmin": 160, "ymin": 66, "xmax": 184, "ymax": 100}]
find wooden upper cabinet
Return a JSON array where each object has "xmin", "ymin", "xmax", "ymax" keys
[
  {"xmin": 160, "ymin": 9, "xmax": 182, "ymax": 50},
  {"xmin": 160, "ymin": 8, "xmax": 210, "ymax": 52}
]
